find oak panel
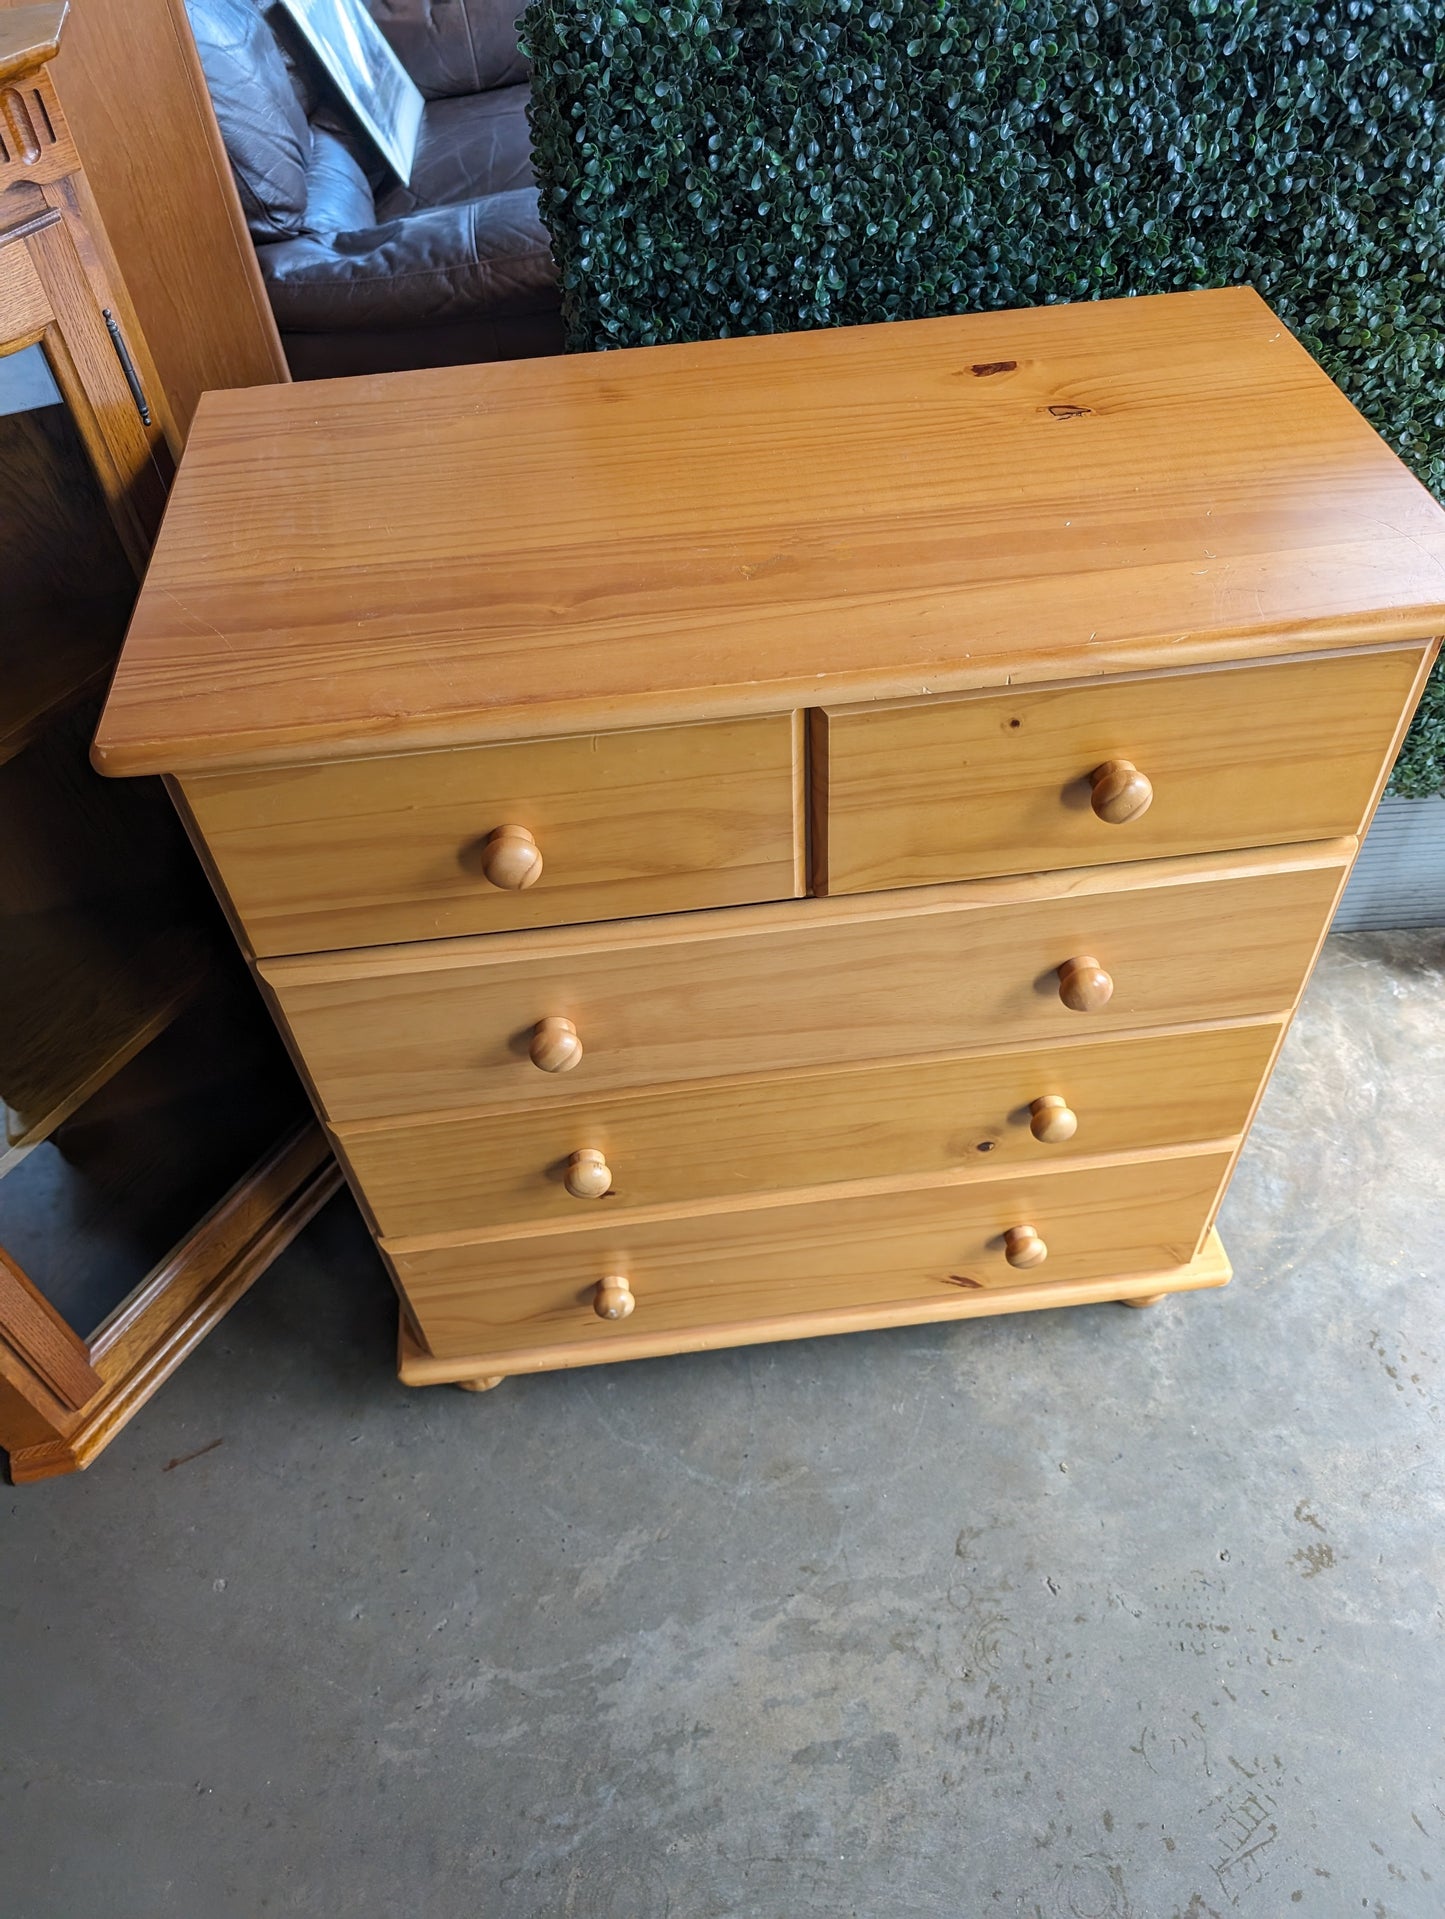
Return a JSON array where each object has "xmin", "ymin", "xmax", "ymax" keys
[
  {"xmin": 36, "ymin": 0, "xmax": 289, "ymax": 442},
  {"xmin": 263, "ymin": 843, "xmax": 1349, "ymax": 1123},
  {"xmin": 93, "ymin": 288, "xmax": 1445, "ymax": 778},
  {"xmin": 341, "ymin": 1021, "xmax": 1279, "ymax": 1237},
  {"xmin": 0, "ymin": 225, "xmax": 48, "ymax": 337},
  {"xmin": 815, "ymin": 647, "xmax": 1426, "ymax": 894},
  {"xmin": 389, "ymin": 1148, "xmax": 1232, "ymax": 1360},
  {"xmin": 182, "ymin": 713, "xmax": 804, "ymax": 955}
]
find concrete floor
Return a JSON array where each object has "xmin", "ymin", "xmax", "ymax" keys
[{"xmin": 2, "ymin": 931, "xmax": 1442, "ymax": 1919}]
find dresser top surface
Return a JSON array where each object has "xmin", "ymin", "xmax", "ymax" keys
[{"xmin": 95, "ymin": 286, "xmax": 1445, "ymax": 776}]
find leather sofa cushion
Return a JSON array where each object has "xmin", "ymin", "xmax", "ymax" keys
[
  {"xmin": 304, "ymin": 127, "xmax": 378, "ymax": 236},
  {"xmin": 375, "ymin": 85, "xmax": 534, "ymax": 219},
  {"xmin": 186, "ymin": 0, "xmax": 313, "ymax": 241},
  {"xmin": 262, "ymin": 188, "xmax": 557, "ymax": 331},
  {"xmin": 366, "ymin": 0, "xmax": 528, "ymax": 99}
]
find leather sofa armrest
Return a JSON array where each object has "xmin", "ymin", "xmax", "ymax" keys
[{"xmin": 258, "ymin": 192, "xmax": 556, "ymax": 331}]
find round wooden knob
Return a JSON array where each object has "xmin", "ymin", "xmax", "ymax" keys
[
  {"xmin": 480, "ymin": 824, "xmax": 544, "ymax": 890},
  {"xmin": 1090, "ymin": 759, "xmax": 1153, "ymax": 825},
  {"xmin": 1029, "ymin": 1094, "xmax": 1078, "ymax": 1144},
  {"xmin": 564, "ymin": 1148, "xmax": 612, "ymax": 1198},
  {"xmin": 594, "ymin": 1274, "xmax": 634, "ymax": 1320},
  {"xmin": 1003, "ymin": 1225, "xmax": 1048, "ymax": 1270},
  {"xmin": 1057, "ymin": 956, "xmax": 1113, "ymax": 1013},
  {"xmin": 529, "ymin": 1016, "xmax": 583, "ymax": 1073}
]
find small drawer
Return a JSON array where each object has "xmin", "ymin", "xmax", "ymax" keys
[
  {"xmin": 262, "ymin": 841, "xmax": 1347, "ymax": 1124},
  {"xmin": 180, "ymin": 713, "xmax": 803, "ymax": 956},
  {"xmin": 387, "ymin": 1149, "xmax": 1232, "ymax": 1362},
  {"xmin": 339, "ymin": 1022, "xmax": 1278, "ymax": 1238},
  {"xmin": 813, "ymin": 647, "xmax": 1426, "ymax": 895}
]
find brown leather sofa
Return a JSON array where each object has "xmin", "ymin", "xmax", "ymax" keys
[{"xmin": 188, "ymin": 0, "xmax": 563, "ymax": 378}]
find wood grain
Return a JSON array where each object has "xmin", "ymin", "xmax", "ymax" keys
[
  {"xmin": 0, "ymin": 61, "xmax": 325, "ymax": 1478},
  {"xmin": 87, "ymin": 289, "xmax": 1443, "ymax": 1390},
  {"xmin": 527, "ymin": 1015, "xmax": 582, "ymax": 1075},
  {"xmin": 0, "ymin": 4, "xmax": 63, "ymax": 88},
  {"xmin": 814, "ymin": 646, "xmax": 1428, "ymax": 894},
  {"xmin": 592, "ymin": 1274, "xmax": 634, "ymax": 1321},
  {"xmin": 1003, "ymin": 1223, "xmax": 1048, "ymax": 1269},
  {"xmin": 1056, "ymin": 955, "xmax": 1114, "ymax": 1014},
  {"xmin": 0, "ymin": 1241, "xmax": 99, "ymax": 1408},
  {"xmin": 398, "ymin": 1226, "xmax": 1232, "ymax": 1381},
  {"xmin": 24, "ymin": 193, "xmax": 169, "ymax": 560},
  {"xmin": 1028, "ymin": 1093, "xmax": 1078, "ymax": 1144},
  {"xmin": 0, "ymin": 64, "xmax": 78, "ymax": 192},
  {"xmin": 7, "ymin": 1123, "xmax": 340, "ymax": 1481},
  {"xmin": 32, "ymin": 0, "xmax": 288, "ymax": 442},
  {"xmin": 0, "ymin": 1357, "xmax": 79, "ymax": 1454},
  {"xmin": 336, "ymin": 1020, "xmax": 1280, "ymax": 1237},
  {"xmin": 388, "ymin": 1146, "xmax": 1232, "ymax": 1360},
  {"xmin": 0, "ymin": 394, "xmax": 135, "ymax": 766},
  {"xmin": 181, "ymin": 713, "xmax": 804, "ymax": 955},
  {"xmin": 0, "ymin": 224, "xmax": 47, "ymax": 334},
  {"xmin": 263, "ymin": 843, "xmax": 1349, "ymax": 1124},
  {"xmin": 0, "ymin": 905, "xmax": 207, "ymax": 1164},
  {"xmin": 92, "ymin": 288, "xmax": 1445, "ymax": 778}
]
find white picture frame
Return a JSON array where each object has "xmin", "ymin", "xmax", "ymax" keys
[{"xmin": 275, "ymin": 0, "xmax": 424, "ymax": 184}]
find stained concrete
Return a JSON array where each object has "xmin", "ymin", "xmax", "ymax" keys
[{"xmin": 2, "ymin": 931, "xmax": 1442, "ymax": 1919}]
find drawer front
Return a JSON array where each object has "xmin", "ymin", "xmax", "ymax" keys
[
  {"xmin": 814, "ymin": 648, "xmax": 1425, "ymax": 895},
  {"xmin": 341, "ymin": 1022, "xmax": 1278, "ymax": 1237},
  {"xmin": 181, "ymin": 713, "xmax": 803, "ymax": 956},
  {"xmin": 389, "ymin": 1149, "xmax": 1232, "ymax": 1361},
  {"xmin": 264, "ymin": 843, "xmax": 1347, "ymax": 1123}
]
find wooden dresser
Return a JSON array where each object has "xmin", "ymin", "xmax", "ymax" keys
[{"xmin": 93, "ymin": 289, "xmax": 1445, "ymax": 1393}]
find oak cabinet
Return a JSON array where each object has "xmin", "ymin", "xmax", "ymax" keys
[{"xmin": 0, "ymin": 5, "xmax": 336, "ymax": 1483}]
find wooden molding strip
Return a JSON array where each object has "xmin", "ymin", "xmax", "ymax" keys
[
  {"xmin": 5, "ymin": 1124, "xmax": 342, "ymax": 1484},
  {"xmin": 0, "ymin": 1245, "xmax": 101, "ymax": 1409}
]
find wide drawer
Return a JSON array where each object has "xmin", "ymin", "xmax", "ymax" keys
[
  {"xmin": 813, "ymin": 647, "xmax": 1425, "ymax": 895},
  {"xmin": 180, "ymin": 713, "xmax": 803, "ymax": 955},
  {"xmin": 388, "ymin": 1148, "xmax": 1232, "ymax": 1361},
  {"xmin": 263, "ymin": 842, "xmax": 1348, "ymax": 1123},
  {"xmin": 340, "ymin": 1021, "xmax": 1278, "ymax": 1237}
]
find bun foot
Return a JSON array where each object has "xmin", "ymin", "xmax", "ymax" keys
[
  {"xmin": 458, "ymin": 1374, "xmax": 506, "ymax": 1392},
  {"xmin": 1120, "ymin": 1292, "xmax": 1167, "ymax": 1309}
]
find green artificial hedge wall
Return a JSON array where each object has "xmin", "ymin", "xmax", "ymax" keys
[{"xmin": 521, "ymin": 0, "xmax": 1445, "ymax": 795}]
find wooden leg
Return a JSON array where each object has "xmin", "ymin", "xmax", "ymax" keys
[
  {"xmin": 457, "ymin": 1374, "xmax": 506, "ymax": 1393},
  {"xmin": 1120, "ymin": 1292, "xmax": 1167, "ymax": 1309}
]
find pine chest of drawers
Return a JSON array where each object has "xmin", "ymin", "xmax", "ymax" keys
[{"xmin": 94, "ymin": 288, "xmax": 1445, "ymax": 1392}]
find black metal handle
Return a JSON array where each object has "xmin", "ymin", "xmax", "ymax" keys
[
  {"xmin": 0, "ymin": 205, "xmax": 62, "ymax": 249},
  {"xmin": 101, "ymin": 307, "xmax": 152, "ymax": 427}
]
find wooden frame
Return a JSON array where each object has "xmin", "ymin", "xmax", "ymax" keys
[
  {"xmin": 24, "ymin": 0, "xmax": 289, "ymax": 442},
  {"xmin": 2, "ymin": 1124, "xmax": 341, "ymax": 1482},
  {"xmin": 0, "ymin": 7, "xmax": 336, "ymax": 1483}
]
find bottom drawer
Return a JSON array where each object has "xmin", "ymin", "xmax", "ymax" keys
[{"xmin": 389, "ymin": 1148, "xmax": 1231, "ymax": 1362}]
